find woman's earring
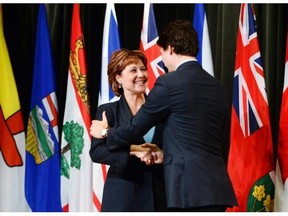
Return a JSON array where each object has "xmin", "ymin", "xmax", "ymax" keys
[{"xmin": 118, "ymin": 84, "xmax": 122, "ymax": 89}]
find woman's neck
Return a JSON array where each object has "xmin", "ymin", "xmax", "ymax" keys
[{"xmin": 124, "ymin": 92, "xmax": 146, "ymax": 116}]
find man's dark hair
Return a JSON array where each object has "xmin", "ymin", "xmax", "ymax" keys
[{"xmin": 157, "ymin": 19, "xmax": 199, "ymax": 57}]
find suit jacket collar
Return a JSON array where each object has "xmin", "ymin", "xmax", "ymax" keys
[
  {"xmin": 117, "ymin": 96, "xmax": 133, "ymax": 124},
  {"xmin": 176, "ymin": 60, "xmax": 201, "ymax": 72},
  {"xmin": 176, "ymin": 58, "xmax": 198, "ymax": 70},
  {"xmin": 117, "ymin": 94, "xmax": 148, "ymax": 123}
]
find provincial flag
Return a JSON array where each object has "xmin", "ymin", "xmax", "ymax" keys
[
  {"xmin": 93, "ymin": 3, "xmax": 121, "ymax": 211},
  {"xmin": 274, "ymin": 32, "xmax": 288, "ymax": 211},
  {"xmin": 140, "ymin": 3, "xmax": 165, "ymax": 93},
  {"xmin": 24, "ymin": 4, "xmax": 62, "ymax": 212},
  {"xmin": 193, "ymin": 3, "xmax": 214, "ymax": 76},
  {"xmin": 60, "ymin": 4, "xmax": 94, "ymax": 211},
  {"xmin": 98, "ymin": 3, "xmax": 120, "ymax": 105},
  {"xmin": 0, "ymin": 4, "xmax": 30, "ymax": 212},
  {"xmin": 227, "ymin": 4, "xmax": 275, "ymax": 212}
]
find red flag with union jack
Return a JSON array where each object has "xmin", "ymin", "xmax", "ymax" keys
[
  {"xmin": 140, "ymin": 3, "xmax": 165, "ymax": 93},
  {"xmin": 227, "ymin": 4, "xmax": 275, "ymax": 212}
]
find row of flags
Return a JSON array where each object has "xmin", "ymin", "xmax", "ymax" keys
[{"xmin": 0, "ymin": 3, "xmax": 287, "ymax": 212}]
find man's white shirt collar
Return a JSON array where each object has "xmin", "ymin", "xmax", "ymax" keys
[{"xmin": 175, "ymin": 58, "xmax": 197, "ymax": 70}]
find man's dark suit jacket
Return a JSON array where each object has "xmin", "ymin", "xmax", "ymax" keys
[
  {"xmin": 90, "ymin": 96, "xmax": 167, "ymax": 211},
  {"xmin": 106, "ymin": 61, "xmax": 238, "ymax": 209}
]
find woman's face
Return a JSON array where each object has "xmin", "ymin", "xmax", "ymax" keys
[{"xmin": 116, "ymin": 60, "xmax": 149, "ymax": 95}]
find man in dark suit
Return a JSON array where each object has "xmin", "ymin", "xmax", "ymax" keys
[{"xmin": 90, "ymin": 19, "xmax": 238, "ymax": 212}]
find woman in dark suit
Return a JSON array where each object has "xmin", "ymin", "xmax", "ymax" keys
[{"xmin": 89, "ymin": 49, "xmax": 167, "ymax": 212}]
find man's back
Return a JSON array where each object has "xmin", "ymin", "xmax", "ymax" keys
[
  {"xmin": 157, "ymin": 61, "xmax": 228, "ymax": 156},
  {"xmin": 138, "ymin": 60, "xmax": 237, "ymax": 208}
]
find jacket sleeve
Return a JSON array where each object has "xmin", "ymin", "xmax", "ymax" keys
[
  {"xmin": 89, "ymin": 104, "xmax": 130, "ymax": 172},
  {"xmin": 106, "ymin": 76, "xmax": 170, "ymax": 151}
]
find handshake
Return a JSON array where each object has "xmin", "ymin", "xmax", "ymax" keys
[{"xmin": 130, "ymin": 143, "xmax": 163, "ymax": 165}]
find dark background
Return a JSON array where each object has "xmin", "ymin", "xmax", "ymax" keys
[{"xmin": 2, "ymin": 3, "xmax": 288, "ymax": 162}]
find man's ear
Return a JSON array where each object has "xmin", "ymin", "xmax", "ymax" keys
[{"xmin": 168, "ymin": 45, "xmax": 174, "ymax": 55}]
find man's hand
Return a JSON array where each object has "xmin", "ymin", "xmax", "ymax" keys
[
  {"xmin": 90, "ymin": 111, "xmax": 109, "ymax": 138},
  {"xmin": 130, "ymin": 145, "xmax": 154, "ymax": 165},
  {"xmin": 141, "ymin": 143, "xmax": 163, "ymax": 164}
]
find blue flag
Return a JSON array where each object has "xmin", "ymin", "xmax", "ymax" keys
[
  {"xmin": 193, "ymin": 3, "xmax": 214, "ymax": 76},
  {"xmin": 25, "ymin": 4, "xmax": 62, "ymax": 212},
  {"xmin": 99, "ymin": 3, "xmax": 121, "ymax": 105}
]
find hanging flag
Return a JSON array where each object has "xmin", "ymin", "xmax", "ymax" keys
[
  {"xmin": 24, "ymin": 4, "xmax": 62, "ymax": 212},
  {"xmin": 274, "ymin": 32, "xmax": 288, "ymax": 212},
  {"xmin": 0, "ymin": 5, "xmax": 30, "ymax": 212},
  {"xmin": 60, "ymin": 3, "xmax": 94, "ymax": 212},
  {"xmin": 98, "ymin": 3, "xmax": 121, "ymax": 105},
  {"xmin": 227, "ymin": 4, "xmax": 275, "ymax": 212},
  {"xmin": 140, "ymin": 3, "xmax": 165, "ymax": 92},
  {"xmin": 92, "ymin": 2, "xmax": 121, "ymax": 212},
  {"xmin": 193, "ymin": 3, "xmax": 214, "ymax": 76}
]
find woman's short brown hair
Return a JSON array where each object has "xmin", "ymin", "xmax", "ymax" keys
[{"xmin": 108, "ymin": 49, "xmax": 148, "ymax": 96}]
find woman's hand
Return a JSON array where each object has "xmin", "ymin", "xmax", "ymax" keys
[{"xmin": 90, "ymin": 111, "xmax": 109, "ymax": 138}]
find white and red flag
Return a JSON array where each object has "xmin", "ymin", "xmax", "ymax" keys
[
  {"xmin": 60, "ymin": 4, "xmax": 94, "ymax": 212},
  {"xmin": 274, "ymin": 31, "xmax": 288, "ymax": 212}
]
